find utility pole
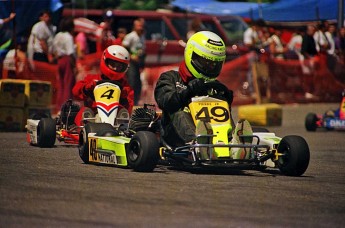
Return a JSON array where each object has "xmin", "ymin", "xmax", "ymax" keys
[{"xmin": 338, "ymin": 0, "xmax": 344, "ymax": 29}]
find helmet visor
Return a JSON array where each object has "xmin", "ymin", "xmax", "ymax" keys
[
  {"xmin": 105, "ymin": 59, "xmax": 128, "ymax": 73},
  {"xmin": 191, "ymin": 52, "xmax": 223, "ymax": 79}
]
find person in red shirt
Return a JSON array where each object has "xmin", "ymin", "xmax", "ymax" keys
[{"xmin": 72, "ymin": 45, "xmax": 134, "ymax": 124}]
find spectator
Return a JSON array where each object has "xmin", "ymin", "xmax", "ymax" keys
[
  {"xmin": 243, "ymin": 20, "xmax": 260, "ymax": 51},
  {"xmin": 122, "ymin": 18, "xmax": 146, "ymax": 105},
  {"xmin": 301, "ymin": 25, "xmax": 318, "ymax": 98},
  {"xmin": 301, "ymin": 25, "xmax": 318, "ymax": 59},
  {"xmin": 243, "ymin": 19, "xmax": 266, "ymax": 97},
  {"xmin": 314, "ymin": 23, "xmax": 329, "ymax": 53},
  {"xmin": 2, "ymin": 38, "xmax": 27, "ymax": 78},
  {"xmin": 113, "ymin": 27, "xmax": 127, "ymax": 46},
  {"xmin": 97, "ymin": 10, "xmax": 116, "ymax": 52},
  {"xmin": 53, "ymin": 16, "xmax": 76, "ymax": 112},
  {"xmin": 0, "ymin": 13, "xmax": 15, "ymax": 29},
  {"xmin": 268, "ymin": 27, "xmax": 287, "ymax": 60},
  {"xmin": 27, "ymin": 10, "xmax": 56, "ymax": 68},
  {"xmin": 187, "ymin": 18, "xmax": 202, "ymax": 40},
  {"xmin": 325, "ymin": 24, "xmax": 337, "ymax": 72},
  {"xmin": 287, "ymin": 28, "xmax": 304, "ymax": 60},
  {"xmin": 335, "ymin": 27, "xmax": 345, "ymax": 64},
  {"xmin": 75, "ymin": 32, "xmax": 90, "ymax": 59}
]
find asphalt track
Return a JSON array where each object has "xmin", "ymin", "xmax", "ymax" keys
[{"xmin": 1, "ymin": 103, "xmax": 344, "ymax": 227}]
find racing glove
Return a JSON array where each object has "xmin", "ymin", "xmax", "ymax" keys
[
  {"xmin": 187, "ymin": 78, "xmax": 205, "ymax": 96},
  {"xmin": 83, "ymin": 80, "xmax": 96, "ymax": 97}
]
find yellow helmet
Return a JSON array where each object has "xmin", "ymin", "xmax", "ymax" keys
[{"xmin": 185, "ymin": 31, "xmax": 226, "ymax": 80}]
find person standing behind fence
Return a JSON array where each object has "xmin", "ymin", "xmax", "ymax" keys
[
  {"xmin": 301, "ymin": 25, "xmax": 318, "ymax": 98},
  {"xmin": 53, "ymin": 16, "xmax": 76, "ymax": 113},
  {"xmin": 122, "ymin": 18, "xmax": 146, "ymax": 105},
  {"xmin": 335, "ymin": 27, "xmax": 345, "ymax": 65},
  {"xmin": 27, "ymin": 10, "xmax": 56, "ymax": 68}
]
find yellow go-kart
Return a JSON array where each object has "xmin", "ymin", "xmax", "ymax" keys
[{"xmin": 158, "ymin": 82, "xmax": 310, "ymax": 176}]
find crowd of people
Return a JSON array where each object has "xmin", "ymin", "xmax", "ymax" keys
[
  {"xmin": 243, "ymin": 19, "xmax": 345, "ymax": 98},
  {"xmin": 1, "ymin": 9, "xmax": 146, "ymax": 114}
]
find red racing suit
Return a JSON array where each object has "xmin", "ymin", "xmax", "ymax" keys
[{"xmin": 72, "ymin": 74, "xmax": 134, "ymax": 114}]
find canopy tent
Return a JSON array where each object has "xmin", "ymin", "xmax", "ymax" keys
[
  {"xmin": 171, "ymin": 0, "xmax": 266, "ymax": 16},
  {"xmin": 171, "ymin": 0, "xmax": 345, "ymax": 22},
  {"xmin": 238, "ymin": 0, "xmax": 345, "ymax": 22}
]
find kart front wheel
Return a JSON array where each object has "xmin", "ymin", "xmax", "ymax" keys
[
  {"xmin": 37, "ymin": 118, "xmax": 56, "ymax": 148},
  {"xmin": 127, "ymin": 131, "xmax": 159, "ymax": 172},
  {"xmin": 305, "ymin": 113, "xmax": 318, "ymax": 131},
  {"xmin": 277, "ymin": 135, "xmax": 310, "ymax": 176},
  {"xmin": 79, "ymin": 123, "xmax": 113, "ymax": 163}
]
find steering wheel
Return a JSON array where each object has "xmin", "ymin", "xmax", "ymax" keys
[{"xmin": 203, "ymin": 80, "xmax": 233, "ymax": 104}]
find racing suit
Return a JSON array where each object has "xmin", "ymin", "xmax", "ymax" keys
[
  {"xmin": 154, "ymin": 61, "xmax": 233, "ymax": 147},
  {"xmin": 72, "ymin": 74, "xmax": 134, "ymax": 113}
]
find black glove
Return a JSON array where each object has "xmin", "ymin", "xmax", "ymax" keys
[
  {"xmin": 187, "ymin": 78, "xmax": 205, "ymax": 96},
  {"xmin": 227, "ymin": 90, "xmax": 233, "ymax": 105}
]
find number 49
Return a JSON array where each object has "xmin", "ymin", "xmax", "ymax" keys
[{"xmin": 195, "ymin": 106, "xmax": 229, "ymax": 122}]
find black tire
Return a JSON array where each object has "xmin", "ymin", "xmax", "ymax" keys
[
  {"xmin": 277, "ymin": 135, "xmax": 310, "ymax": 176},
  {"xmin": 79, "ymin": 123, "xmax": 114, "ymax": 163},
  {"xmin": 305, "ymin": 113, "xmax": 318, "ymax": 131},
  {"xmin": 127, "ymin": 131, "xmax": 159, "ymax": 172},
  {"xmin": 37, "ymin": 118, "xmax": 56, "ymax": 148}
]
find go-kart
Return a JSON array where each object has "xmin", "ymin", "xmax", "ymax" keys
[
  {"xmin": 26, "ymin": 99, "xmax": 89, "ymax": 147},
  {"xmin": 305, "ymin": 91, "xmax": 345, "ymax": 131},
  {"xmin": 156, "ymin": 82, "xmax": 310, "ymax": 176},
  {"xmin": 77, "ymin": 81, "xmax": 160, "ymax": 172}
]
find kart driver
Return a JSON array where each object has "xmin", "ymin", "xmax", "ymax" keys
[
  {"xmin": 154, "ymin": 31, "xmax": 234, "ymax": 147},
  {"xmin": 72, "ymin": 45, "xmax": 134, "ymax": 115}
]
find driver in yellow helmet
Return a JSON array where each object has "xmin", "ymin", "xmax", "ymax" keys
[{"xmin": 154, "ymin": 31, "xmax": 234, "ymax": 147}]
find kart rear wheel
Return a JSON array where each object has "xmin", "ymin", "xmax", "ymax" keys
[
  {"xmin": 305, "ymin": 113, "xmax": 318, "ymax": 131},
  {"xmin": 127, "ymin": 131, "xmax": 159, "ymax": 172},
  {"xmin": 277, "ymin": 135, "xmax": 310, "ymax": 176},
  {"xmin": 37, "ymin": 118, "xmax": 56, "ymax": 148},
  {"xmin": 79, "ymin": 123, "xmax": 113, "ymax": 163}
]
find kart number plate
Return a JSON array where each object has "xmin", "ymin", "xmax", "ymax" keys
[
  {"xmin": 89, "ymin": 138, "xmax": 117, "ymax": 164},
  {"xmin": 193, "ymin": 103, "xmax": 230, "ymax": 124}
]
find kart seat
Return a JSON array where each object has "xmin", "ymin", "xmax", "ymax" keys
[{"xmin": 60, "ymin": 99, "xmax": 80, "ymax": 126}]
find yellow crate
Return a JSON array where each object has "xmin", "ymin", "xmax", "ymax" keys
[
  {"xmin": 23, "ymin": 80, "xmax": 52, "ymax": 107},
  {"xmin": 0, "ymin": 107, "xmax": 24, "ymax": 132},
  {"xmin": 0, "ymin": 79, "xmax": 26, "ymax": 107},
  {"xmin": 238, "ymin": 103, "xmax": 282, "ymax": 126}
]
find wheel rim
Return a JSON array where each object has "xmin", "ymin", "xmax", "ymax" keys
[
  {"xmin": 278, "ymin": 142, "xmax": 290, "ymax": 167},
  {"xmin": 129, "ymin": 140, "xmax": 141, "ymax": 162}
]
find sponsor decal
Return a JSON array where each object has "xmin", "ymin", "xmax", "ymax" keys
[
  {"xmin": 325, "ymin": 119, "xmax": 345, "ymax": 128},
  {"xmin": 207, "ymin": 39, "xmax": 223, "ymax": 46}
]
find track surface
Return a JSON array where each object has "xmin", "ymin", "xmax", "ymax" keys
[{"xmin": 1, "ymin": 103, "xmax": 344, "ymax": 227}]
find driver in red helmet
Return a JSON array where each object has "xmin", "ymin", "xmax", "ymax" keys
[{"xmin": 72, "ymin": 45, "xmax": 134, "ymax": 115}]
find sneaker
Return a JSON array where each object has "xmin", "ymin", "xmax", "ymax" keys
[
  {"xmin": 195, "ymin": 120, "xmax": 214, "ymax": 160},
  {"xmin": 230, "ymin": 119, "xmax": 253, "ymax": 159}
]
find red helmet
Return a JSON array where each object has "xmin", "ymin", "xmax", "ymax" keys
[{"xmin": 100, "ymin": 45, "xmax": 130, "ymax": 80}]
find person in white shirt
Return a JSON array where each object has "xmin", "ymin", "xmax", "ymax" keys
[
  {"xmin": 122, "ymin": 18, "xmax": 146, "ymax": 105},
  {"xmin": 313, "ymin": 23, "xmax": 329, "ymax": 53},
  {"xmin": 27, "ymin": 10, "xmax": 56, "ymax": 67},
  {"xmin": 52, "ymin": 16, "xmax": 76, "ymax": 112}
]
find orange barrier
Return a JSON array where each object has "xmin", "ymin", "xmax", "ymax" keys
[{"xmin": 3, "ymin": 51, "xmax": 345, "ymax": 113}]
